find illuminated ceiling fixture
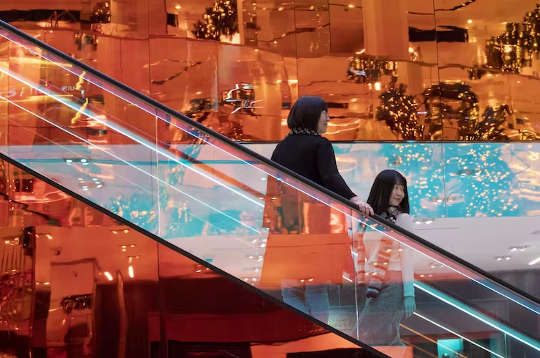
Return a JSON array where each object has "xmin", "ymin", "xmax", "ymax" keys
[
  {"xmin": 467, "ymin": 19, "xmax": 473, "ymax": 24},
  {"xmin": 104, "ymin": 271, "xmax": 113, "ymax": 281},
  {"xmin": 65, "ymin": 158, "xmax": 91, "ymax": 166},
  {"xmin": 509, "ymin": 245, "xmax": 530, "ymax": 252},
  {"xmin": 528, "ymin": 256, "xmax": 540, "ymax": 266},
  {"xmin": 175, "ymin": 4, "xmax": 181, "ymax": 10},
  {"xmin": 495, "ymin": 256, "xmax": 511, "ymax": 262}
]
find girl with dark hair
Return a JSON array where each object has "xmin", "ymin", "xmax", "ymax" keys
[{"xmin": 357, "ymin": 169, "xmax": 416, "ymax": 346}]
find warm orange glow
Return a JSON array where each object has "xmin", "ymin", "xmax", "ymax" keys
[
  {"xmin": 128, "ymin": 265, "xmax": 135, "ymax": 278},
  {"xmin": 104, "ymin": 271, "xmax": 113, "ymax": 281}
]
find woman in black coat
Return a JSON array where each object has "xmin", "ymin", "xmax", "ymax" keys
[
  {"xmin": 261, "ymin": 96, "xmax": 372, "ymax": 324},
  {"xmin": 270, "ymin": 95, "xmax": 373, "ymax": 224}
]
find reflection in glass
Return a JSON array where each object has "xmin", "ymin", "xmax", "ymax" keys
[
  {"xmin": 0, "ymin": 157, "xmax": 375, "ymax": 357},
  {"xmin": 1, "ymin": 0, "xmax": 540, "ymax": 140},
  {"xmin": 1, "ymin": 16, "xmax": 539, "ymax": 358}
]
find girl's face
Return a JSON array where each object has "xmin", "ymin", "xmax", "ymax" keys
[
  {"xmin": 317, "ymin": 110, "xmax": 329, "ymax": 134},
  {"xmin": 389, "ymin": 183, "xmax": 405, "ymax": 207}
]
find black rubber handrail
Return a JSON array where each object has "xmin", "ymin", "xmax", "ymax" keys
[{"xmin": 0, "ymin": 19, "xmax": 538, "ymax": 306}]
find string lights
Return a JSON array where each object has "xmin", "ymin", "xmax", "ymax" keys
[
  {"xmin": 444, "ymin": 144, "xmax": 519, "ymax": 217},
  {"xmin": 485, "ymin": 4, "xmax": 540, "ymax": 73},
  {"xmin": 423, "ymin": 82, "xmax": 480, "ymax": 140},
  {"xmin": 376, "ymin": 79, "xmax": 424, "ymax": 140},
  {"xmin": 379, "ymin": 142, "xmax": 522, "ymax": 218},
  {"xmin": 347, "ymin": 52, "xmax": 397, "ymax": 83},
  {"xmin": 90, "ymin": 1, "xmax": 111, "ymax": 24},
  {"xmin": 192, "ymin": 0, "xmax": 239, "ymax": 40}
]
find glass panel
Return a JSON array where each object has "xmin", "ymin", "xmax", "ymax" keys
[
  {"xmin": 350, "ymin": 212, "xmax": 539, "ymax": 357},
  {"xmin": 0, "ymin": 28, "xmax": 161, "ymax": 235},
  {"xmin": 245, "ymin": 141, "xmax": 540, "ymax": 298},
  {"xmin": 158, "ymin": 236, "xmax": 371, "ymax": 357},
  {"xmin": 0, "ymin": 155, "xmax": 162, "ymax": 357},
  {"xmin": 0, "ymin": 20, "xmax": 538, "ymax": 357},
  {"xmin": 0, "ymin": 158, "xmax": 370, "ymax": 357}
]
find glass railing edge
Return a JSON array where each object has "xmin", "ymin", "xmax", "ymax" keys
[
  {"xmin": 0, "ymin": 150, "xmax": 389, "ymax": 358},
  {"xmin": 1, "ymin": 19, "xmax": 538, "ymax": 309}
]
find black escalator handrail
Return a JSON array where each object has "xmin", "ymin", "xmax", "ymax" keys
[{"xmin": 1, "ymin": 19, "xmax": 539, "ymax": 307}]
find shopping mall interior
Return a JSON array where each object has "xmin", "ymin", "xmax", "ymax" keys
[{"xmin": 0, "ymin": 1, "xmax": 539, "ymax": 357}]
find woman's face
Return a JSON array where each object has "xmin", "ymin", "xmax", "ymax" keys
[
  {"xmin": 317, "ymin": 110, "xmax": 329, "ymax": 134},
  {"xmin": 389, "ymin": 183, "xmax": 405, "ymax": 206}
]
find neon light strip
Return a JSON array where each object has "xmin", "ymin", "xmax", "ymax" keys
[
  {"xmin": 0, "ymin": 31, "xmax": 341, "ymax": 212},
  {"xmin": 0, "ymin": 32, "xmax": 271, "ymax": 173},
  {"xmin": 0, "ymin": 63, "xmax": 264, "ymax": 210},
  {"xmin": 0, "ymin": 93, "xmax": 259, "ymax": 234},
  {"xmin": 412, "ymin": 312, "xmax": 504, "ymax": 358},
  {"xmin": 2, "ymin": 32, "xmax": 537, "ymax": 315},
  {"xmin": 356, "ymin": 217, "xmax": 540, "ymax": 315},
  {"xmin": 414, "ymin": 282, "xmax": 540, "ymax": 351},
  {"xmin": 0, "ymin": 67, "xmax": 264, "ymax": 211}
]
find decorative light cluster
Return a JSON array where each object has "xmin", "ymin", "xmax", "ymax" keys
[
  {"xmin": 192, "ymin": 0, "xmax": 239, "ymax": 40},
  {"xmin": 90, "ymin": 1, "xmax": 111, "ymax": 24},
  {"xmin": 347, "ymin": 52, "xmax": 397, "ymax": 83},
  {"xmin": 423, "ymin": 82, "xmax": 515, "ymax": 140},
  {"xmin": 376, "ymin": 80, "xmax": 424, "ymax": 140},
  {"xmin": 485, "ymin": 4, "xmax": 540, "ymax": 73}
]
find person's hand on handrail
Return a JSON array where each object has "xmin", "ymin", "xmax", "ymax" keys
[{"xmin": 350, "ymin": 196, "xmax": 374, "ymax": 217}]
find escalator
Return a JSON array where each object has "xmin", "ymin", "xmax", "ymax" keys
[{"xmin": 0, "ymin": 20, "xmax": 538, "ymax": 357}]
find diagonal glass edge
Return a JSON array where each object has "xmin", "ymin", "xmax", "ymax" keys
[
  {"xmin": 0, "ymin": 150, "xmax": 389, "ymax": 358},
  {"xmin": 0, "ymin": 19, "xmax": 538, "ymax": 308}
]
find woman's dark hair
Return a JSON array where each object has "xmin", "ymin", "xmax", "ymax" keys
[
  {"xmin": 287, "ymin": 96, "xmax": 328, "ymax": 131},
  {"xmin": 367, "ymin": 169, "xmax": 410, "ymax": 215}
]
